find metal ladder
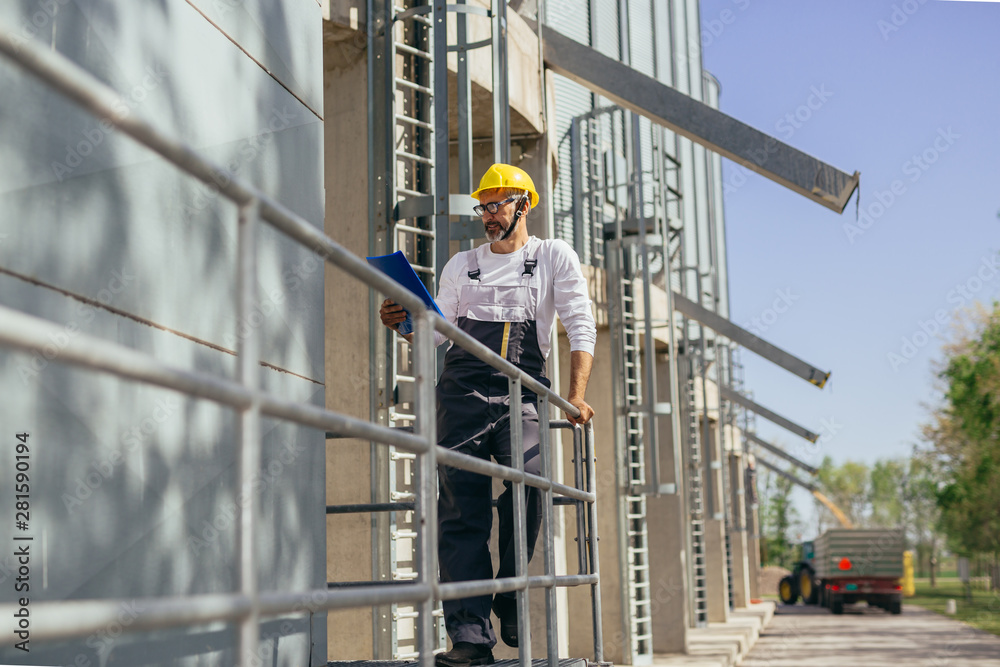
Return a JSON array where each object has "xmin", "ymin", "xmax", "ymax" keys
[
  {"xmin": 606, "ymin": 243, "xmax": 654, "ymax": 663},
  {"xmin": 370, "ymin": 0, "xmax": 447, "ymax": 656},
  {"xmin": 619, "ymin": 256, "xmax": 654, "ymax": 662},
  {"xmin": 585, "ymin": 116, "xmax": 606, "ymax": 266},
  {"xmin": 719, "ymin": 344, "xmax": 735, "ymax": 611},
  {"xmin": 684, "ymin": 346, "xmax": 709, "ymax": 627}
]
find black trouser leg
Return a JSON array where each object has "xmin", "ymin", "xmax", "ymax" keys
[
  {"xmin": 438, "ymin": 455, "xmax": 497, "ymax": 647},
  {"xmin": 493, "ymin": 403, "xmax": 543, "ymax": 601}
]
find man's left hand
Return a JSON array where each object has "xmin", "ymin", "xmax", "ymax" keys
[{"xmin": 566, "ymin": 397, "xmax": 594, "ymax": 425}]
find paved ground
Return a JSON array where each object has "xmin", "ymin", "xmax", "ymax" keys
[
  {"xmin": 741, "ymin": 603, "xmax": 1000, "ymax": 666},
  {"xmin": 653, "ymin": 603, "xmax": 775, "ymax": 666}
]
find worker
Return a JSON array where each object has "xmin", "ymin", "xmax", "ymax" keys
[{"xmin": 379, "ymin": 163, "xmax": 596, "ymax": 667}]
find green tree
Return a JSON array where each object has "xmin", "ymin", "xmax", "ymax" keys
[
  {"xmin": 758, "ymin": 469, "xmax": 799, "ymax": 568},
  {"xmin": 903, "ymin": 450, "xmax": 943, "ymax": 579},
  {"xmin": 923, "ymin": 303, "xmax": 1000, "ymax": 578},
  {"xmin": 815, "ymin": 456, "xmax": 870, "ymax": 531},
  {"xmin": 869, "ymin": 458, "xmax": 906, "ymax": 528}
]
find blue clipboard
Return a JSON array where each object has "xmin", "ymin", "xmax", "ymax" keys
[{"xmin": 366, "ymin": 251, "xmax": 443, "ymax": 335}]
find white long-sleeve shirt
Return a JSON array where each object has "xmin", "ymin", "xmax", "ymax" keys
[{"xmin": 433, "ymin": 236, "xmax": 597, "ymax": 358}]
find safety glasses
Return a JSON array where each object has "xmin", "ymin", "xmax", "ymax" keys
[{"xmin": 473, "ymin": 194, "xmax": 525, "ymax": 217}]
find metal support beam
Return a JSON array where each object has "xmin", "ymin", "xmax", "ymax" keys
[
  {"xmin": 491, "ymin": 0, "xmax": 510, "ymax": 163},
  {"xmin": 755, "ymin": 456, "xmax": 817, "ymax": 493},
  {"xmin": 673, "ymin": 292, "xmax": 830, "ymax": 388},
  {"xmin": 745, "ymin": 432, "xmax": 817, "ymax": 475},
  {"xmin": 719, "ymin": 386, "xmax": 819, "ymax": 443},
  {"xmin": 542, "ymin": 28, "xmax": 860, "ymax": 213}
]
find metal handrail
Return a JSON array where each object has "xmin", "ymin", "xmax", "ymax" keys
[{"xmin": 0, "ymin": 23, "xmax": 603, "ymax": 667}]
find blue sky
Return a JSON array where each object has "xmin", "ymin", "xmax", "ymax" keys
[{"xmin": 698, "ymin": 0, "xmax": 1000, "ymax": 533}]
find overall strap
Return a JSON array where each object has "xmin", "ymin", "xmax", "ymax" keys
[
  {"xmin": 466, "ymin": 248, "xmax": 481, "ymax": 281},
  {"xmin": 521, "ymin": 239, "xmax": 539, "ymax": 285}
]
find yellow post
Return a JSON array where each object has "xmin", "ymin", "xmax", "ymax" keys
[{"xmin": 902, "ymin": 550, "xmax": 916, "ymax": 597}]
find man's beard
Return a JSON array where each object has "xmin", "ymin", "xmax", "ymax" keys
[{"xmin": 484, "ymin": 219, "xmax": 511, "ymax": 242}]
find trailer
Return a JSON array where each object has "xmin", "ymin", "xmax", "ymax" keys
[{"xmin": 779, "ymin": 529, "xmax": 904, "ymax": 615}]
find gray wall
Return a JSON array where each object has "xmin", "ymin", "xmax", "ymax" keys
[{"xmin": 0, "ymin": 0, "xmax": 326, "ymax": 665}]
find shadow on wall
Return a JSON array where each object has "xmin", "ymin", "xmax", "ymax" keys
[{"xmin": 0, "ymin": 0, "xmax": 326, "ymax": 665}]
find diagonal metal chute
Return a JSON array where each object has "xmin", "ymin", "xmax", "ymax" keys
[
  {"xmin": 720, "ymin": 386, "xmax": 819, "ymax": 443},
  {"xmin": 542, "ymin": 27, "xmax": 860, "ymax": 213},
  {"xmin": 746, "ymin": 432, "xmax": 817, "ymax": 475},
  {"xmin": 755, "ymin": 456, "xmax": 817, "ymax": 492},
  {"xmin": 672, "ymin": 292, "xmax": 830, "ymax": 388}
]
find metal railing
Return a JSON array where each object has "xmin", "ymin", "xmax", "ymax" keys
[{"xmin": 0, "ymin": 25, "xmax": 604, "ymax": 667}]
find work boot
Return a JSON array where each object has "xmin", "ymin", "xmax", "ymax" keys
[
  {"xmin": 434, "ymin": 642, "xmax": 495, "ymax": 667},
  {"xmin": 491, "ymin": 595, "xmax": 518, "ymax": 648}
]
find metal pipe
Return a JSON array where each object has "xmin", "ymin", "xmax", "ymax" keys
[
  {"xmin": 538, "ymin": 395, "xmax": 559, "ymax": 666},
  {"xmin": 0, "ymin": 565, "xmax": 601, "ymax": 646},
  {"xmin": 0, "ymin": 300, "xmax": 593, "ymax": 507},
  {"xmin": 745, "ymin": 432, "xmax": 818, "ymax": 475},
  {"xmin": 490, "ymin": 0, "xmax": 510, "ymax": 163},
  {"xmin": 584, "ymin": 423, "xmax": 605, "ymax": 663},
  {"xmin": 325, "ymin": 502, "xmax": 416, "ymax": 514},
  {"xmin": 414, "ymin": 310, "xmax": 438, "ymax": 667},
  {"xmin": 508, "ymin": 376, "xmax": 531, "ymax": 667},
  {"xmin": 664, "ymin": 239, "xmax": 684, "ymax": 498},
  {"xmin": 755, "ymin": 456, "xmax": 817, "ymax": 493},
  {"xmin": 697, "ymin": 274, "xmax": 717, "ymax": 519},
  {"xmin": 235, "ymin": 200, "xmax": 262, "ymax": 664},
  {"xmin": 573, "ymin": 424, "xmax": 588, "ymax": 574},
  {"xmin": 0, "ymin": 304, "xmax": 430, "ymax": 452},
  {"xmin": 437, "ymin": 574, "xmax": 599, "ymax": 601},
  {"xmin": 456, "ymin": 0, "xmax": 475, "ymax": 253},
  {"xmin": 0, "ymin": 585, "xmax": 434, "ymax": 643},
  {"xmin": 436, "ymin": 446, "xmax": 595, "ymax": 501}
]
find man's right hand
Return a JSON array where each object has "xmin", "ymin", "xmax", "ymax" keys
[{"xmin": 379, "ymin": 299, "xmax": 408, "ymax": 331}]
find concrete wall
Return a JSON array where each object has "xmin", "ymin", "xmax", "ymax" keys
[
  {"xmin": 727, "ymin": 451, "xmax": 750, "ymax": 609},
  {"xmin": 647, "ymin": 355, "xmax": 689, "ymax": 654},
  {"xmin": 323, "ymin": 16, "xmax": 375, "ymax": 659},
  {"xmin": 0, "ymin": 1, "xmax": 326, "ymax": 664}
]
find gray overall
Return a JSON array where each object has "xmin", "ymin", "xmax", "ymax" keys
[{"xmin": 437, "ymin": 243, "xmax": 546, "ymax": 648}]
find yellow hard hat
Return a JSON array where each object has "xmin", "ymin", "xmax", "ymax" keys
[{"xmin": 470, "ymin": 163, "xmax": 539, "ymax": 209}]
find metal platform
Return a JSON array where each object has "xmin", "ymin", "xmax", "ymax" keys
[{"xmin": 330, "ymin": 659, "xmax": 589, "ymax": 667}]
